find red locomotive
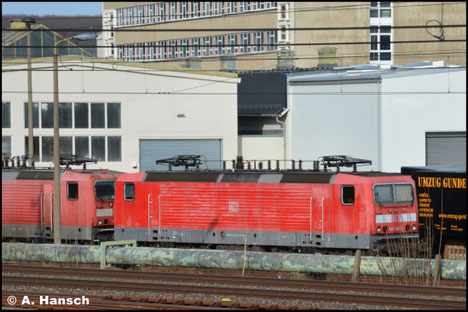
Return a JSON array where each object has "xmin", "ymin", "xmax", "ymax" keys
[
  {"xmin": 2, "ymin": 155, "xmax": 419, "ymax": 253},
  {"xmin": 2, "ymin": 157, "xmax": 121, "ymax": 243},
  {"xmin": 113, "ymin": 156, "xmax": 419, "ymax": 252}
]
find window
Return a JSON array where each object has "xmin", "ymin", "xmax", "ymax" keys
[
  {"xmin": 41, "ymin": 103, "xmax": 53, "ymax": 128},
  {"xmin": 149, "ymin": 43, "xmax": 155, "ymax": 60},
  {"xmin": 267, "ymin": 30, "xmax": 276, "ymax": 51},
  {"xmin": 74, "ymin": 103, "xmax": 88, "ymax": 128},
  {"xmin": 95, "ymin": 181, "xmax": 115, "ymax": 201},
  {"xmin": 24, "ymin": 102, "xmax": 39, "ymax": 128},
  {"xmin": 24, "ymin": 136, "xmax": 39, "ymax": 160},
  {"xmin": 117, "ymin": 9, "xmax": 123, "ymax": 26},
  {"xmin": 395, "ymin": 184, "xmax": 414, "ymax": 204},
  {"xmin": 67, "ymin": 182, "xmax": 79, "ymax": 200},
  {"xmin": 227, "ymin": 34, "xmax": 237, "ymax": 54},
  {"xmin": 280, "ymin": 4, "xmax": 286, "ymax": 19},
  {"xmin": 181, "ymin": 2, "xmax": 188, "ymax": 18},
  {"xmin": 137, "ymin": 6, "xmax": 143, "ymax": 24},
  {"xmin": 374, "ymin": 184, "xmax": 414, "ymax": 205},
  {"xmin": 42, "ymin": 136, "xmax": 53, "ymax": 161},
  {"xmin": 75, "ymin": 136, "xmax": 89, "ymax": 158},
  {"xmin": 190, "ymin": 38, "xmax": 198, "ymax": 56},
  {"xmin": 369, "ymin": 2, "xmax": 393, "ymax": 64},
  {"xmin": 254, "ymin": 31, "xmax": 264, "ymax": 52},
  {"xmin": 148, "ymin": 4, "xmax": 155, "ymax": 23},
  {"xmin": 280, "ymin": 27, "xmax": 287, "ymax": 41},
  {"xmin": 168, "ymin": 40, "xmax": 177, "ymax": 59},
  {"xmin": 157, "ymin": 3, "xmax": 166, "ymax": 22},
  {"xmin": 60, "ymin": 136, "xmax": 72, "ymax": 157},
  {"xmin": 215, "ymin": 35, "xmax": 224, "ymax": 55},
  {"xmin": 203, "ymin": 2, "xmax": 211, "ymax": 16},
  {"xmin": 107, "ymin": 103, "xmax": 120, "ymax": 128},
  {"xmin": 2, "ymin": 102, "xmax": 10, "ymax": 128},
  {"xmin": 181, "ymin": 39, "xmax": 188, "ymax": 57},
  {"xmin": 240, "ymin": 33, "xmax": 250, "ymax": 53},
  {"xmin": 91, "ymin": 136, "xmax": 105, "ymax": 161},
  {"xmin": 380, "ymin": 9, "xmax": 391, "ymax": 17},
  {"xmin": 342, "ymin": 186, "xmax": 355, "ymax": 205},
  {"xmin": 203, "ymin": 37, "xmax": 213, "ymax": 56},
  {"xmin": 124, "ymin": 182, "xmax": 135, "ymax": 201},
  {"xmin": 239, "ymin": 2, "xmax": 245, "ymax": 12},
  {"xmin": 380, "ymin": 35, "xmax": 390, "ymax": 50},
  {"xmin": 226, "ymin": 2, "xmax": 233, "ymax": 14},
  {"xmin": 91, "ymin": 103, "xmax": 105, "ymax": 128},
  {"xmin": 107, "ymin": 136, "xmax": 121, "ymax": 162},
  {"xmin": 169, "ymin": 2, "xmax": 176, "ymax": 20},
  {"xmin": 2, "ymin": 136, "xmax": 11, "ymax": 158},
  {"xmin": 59, "ymin": 103, "xmax": 72, "ymax": 128}
]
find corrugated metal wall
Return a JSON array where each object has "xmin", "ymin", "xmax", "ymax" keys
[
  {"xmin": 139, "ymin": 139, "xmax": 222, "ymax": 171},
  {"xmin": 426, "ymin": 132, "xmax": 466, "ymax": 166}
]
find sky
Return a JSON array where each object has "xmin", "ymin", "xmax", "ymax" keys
[{"xmin": 2, "ymin": 2, "xmax": 102, "ymax": 16}]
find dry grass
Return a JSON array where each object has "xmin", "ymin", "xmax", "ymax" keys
[{"xmin": 372, "ymin": 221, "xmax": 438, "ymax": 286}]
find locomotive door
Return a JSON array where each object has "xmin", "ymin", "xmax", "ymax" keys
[
  {"xmin": 310, "ymin": 188, "xmax": 329, "ymax": 247},
  {"xmin": 42, "ymin": 183, "xmax": 54, "ymax": 236},
  {"xmin": 147, "ymin": 184, "xmax": 160, "ymax": 240}
]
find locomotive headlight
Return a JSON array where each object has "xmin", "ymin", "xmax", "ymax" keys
[
  {"xmin": 97, "ymin": 219, "xmax": 102, "ymax": 225},
  {"xmin": 376, "ymin": 226, "xmax": 381, "ymax": 233},
  {"xmin": 412, "ymin": 224, "xmax": 417, "ymax": 231}
]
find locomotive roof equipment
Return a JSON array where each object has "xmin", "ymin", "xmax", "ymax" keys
[
  {"xmin": 59, "ymin": 155, "xmax": 97, "ymax": 169},
  {"xmin": 319, "ymin": 155, "xmax": 372, "ymax": 172},
  {"xmin": 156, "ymin": 155, "xmax": 204, "ymax": 170}
]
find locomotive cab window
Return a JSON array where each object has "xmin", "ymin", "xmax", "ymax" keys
[
  {"xmin": 95, "ymin": 181, "xmax": 115, "ymax": 201},
  {"xmin": 342, "ymin": 186, "xmax": 355, "ymax": 205},
  {"xmin": 374, "ymin": 183, "xmax": 414, "ymax": 205},
  {"xmin": 67, "ymin": 182, "xmax": 79, "ymax": 200},
  {"xmin": 124, "ymin": 182, "xmax": 135, "ymax": 201}
]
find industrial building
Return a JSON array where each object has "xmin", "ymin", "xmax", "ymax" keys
[
  {"xmin": 101, "ymin": 2, "xmax": 466, "ymax": 70},
  {"xmin": 2, "ymin": 58, "xmax": 240, "ymax": 172},
  {"xmin": 284, "ymin": 63, "xmax": 466, "ymax": 172}
]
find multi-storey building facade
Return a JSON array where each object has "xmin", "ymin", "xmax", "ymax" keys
[{"xmin": 102, "ymin": 2, "xmax": 466, "ymax": 70}]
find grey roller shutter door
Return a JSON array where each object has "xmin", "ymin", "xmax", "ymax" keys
[
  {"xmin": 426, "ymin": 132, "xmax": 466, "ymax": 166},
  {"xmin": 139, "ymin": 139, "xmax": 222, "ymax": 171}
]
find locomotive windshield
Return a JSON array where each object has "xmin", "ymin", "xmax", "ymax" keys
[
  {"xmin": 95, "ymin": 181, "xmax": 115, "ymax": 201},
  {"xmin": 374, "ymin": 183, "xmax": 414, "ymax": 205}
]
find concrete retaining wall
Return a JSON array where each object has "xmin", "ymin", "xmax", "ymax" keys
[{"xmin": 2, "ymin": 242, "xmax": 465, "ymax": 280}]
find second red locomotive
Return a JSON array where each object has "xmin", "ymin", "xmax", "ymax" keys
[{"xmin": 113, "ymin": 156, "xmax": 419, "ymax": 252}]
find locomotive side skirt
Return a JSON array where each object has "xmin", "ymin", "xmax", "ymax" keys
[{"xmin": 115, "ymin": 227, "xmax": 375, "ymax": 249}]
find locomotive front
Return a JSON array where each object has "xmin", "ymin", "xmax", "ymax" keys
[{"xmin": 369, "ymin": 175, "xmax": 420, "ymax": 253}]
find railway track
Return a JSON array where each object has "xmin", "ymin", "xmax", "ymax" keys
[
  {"xmin": 2, "ymin": 265, "xmax": 465, "ymax": 310},
  {"xmin": 3, "ymin": 264, "xmax": 466, "ymax": 298},
  {"xmin": 3, "ymin": 290, "xmax": 290, "ymax": 310}
]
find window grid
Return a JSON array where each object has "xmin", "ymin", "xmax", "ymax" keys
[
  {"xmin": 117, "ymin": 30, "xmax": 277, "ymax": 61},
  {"xmin": 116, "ymin": 2, "xmax": 277, "ymax": 27}
]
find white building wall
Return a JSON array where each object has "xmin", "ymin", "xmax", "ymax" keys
[
  {"xmin": 380, "ymin": 70, "xmax": 466, "ymax": 172},
  {"xmin": 2, "ymin": 60, "xmax": 239, "ymax": 172},
  {"xmin": 288, "ymin": 82, "xmax": 381, "ymax": 171},
  {"xmin": 238, "ymin": 135, "xmax": 284, "ymax": 166}
]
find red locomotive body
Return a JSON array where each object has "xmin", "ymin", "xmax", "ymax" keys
[
  {"xmin": 2, "ymin": 168, "xmax": 121, "ymax": 242},
  {"xmin": 114, "ymin": 170, "xmax": 419, "ymax": 250}
]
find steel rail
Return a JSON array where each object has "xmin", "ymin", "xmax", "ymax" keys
[
  {"xmin": 3, "ymin": 264, "xmax": 466, "ymax": 298},
  {"xmin": 2, "ymin": 275, "xmax": 465, "ymax": 310},
  {"xmin": 2, "ymin": 290, "xmax": 255, "ymax": 310}
]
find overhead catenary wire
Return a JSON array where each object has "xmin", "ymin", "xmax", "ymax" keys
[
  {"xmin": 3, "ymin": 91, "xmax": 465, "ymax": 96},
  {"xmin": 3, "ymin": 24, "xmax": 466, "ymax": 32},
  {"xmin": 8, "ymin": 38, "xmax": 467, "ymax": 49}
]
